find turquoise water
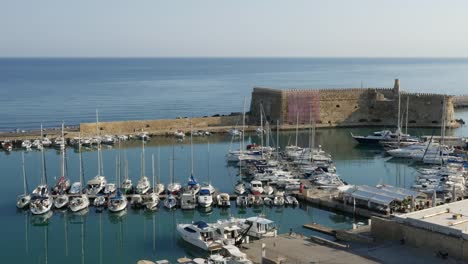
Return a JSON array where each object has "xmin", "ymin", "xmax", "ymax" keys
[{"xmin": 3, "ymin": 115, "xmax": 468, "ymax": 263}]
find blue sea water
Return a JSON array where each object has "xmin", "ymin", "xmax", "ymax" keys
[{"xmin": 1, "ymin": 58, "xmax": 468, "ymax": 131}]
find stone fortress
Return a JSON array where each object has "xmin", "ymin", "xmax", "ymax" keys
[{"xmin": 249, "ymin": 79, "xmax": 457, "ymax": 128}]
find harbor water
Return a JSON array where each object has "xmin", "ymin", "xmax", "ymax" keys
[{"xmin": 1, "ymin": 58, "xmax": 468, "ymax": 263}]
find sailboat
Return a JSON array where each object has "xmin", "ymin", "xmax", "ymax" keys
[
  {"xmin": 16, "ymin": 152, "xmax": 31, "ymax": 209},
  {"xmin": 136, "ymin": 139, "xmax": 151, "ymax": 194},
  {"xmin": 154, "ymin": 148, "xmax": 165, "ymax": 195},
  {"xmin": 186, "ymin": 125, "xmax": 200, "ymax": 194},
  {"xmin": 200, "ymin": 141, "xmax": 215, "ymax": 194},
  {"xmin": 121, "ymin": 144, "xmax": 133, "ymax": 194},
  {"xmin": 52, "ymin": 122, "xmax": 71, "ymax": 195},
  {"xmin": 87, "ymin": 112, "xmax": 107, "ymax": 195},
  {"xmin": 164, "ymin": 194, "xmax": 177, "ymax": 209},
  {"xmin": 109, "ymin": 154, "xmax": 127, "ymax": 212},
  {"xmin": 69, "ymin": 142, "xmax": 90, "ymax": 213},
  {"xmin": 167, "ymin": 146, "xmax": 182, "ymax": 195},
  {"xmin": 30, "ymin": 138, "xmax": 53, "ymax": 215},
  {"xmin": 145, "ymin": 154, "xmax": 159, "ymax": 211}
]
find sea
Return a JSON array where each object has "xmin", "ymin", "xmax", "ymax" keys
[{"xmin": 1, "ymin": 58, "xmax": 468, "ymax": 263}]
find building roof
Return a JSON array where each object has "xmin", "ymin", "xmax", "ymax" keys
[
  {"xmin": 396, "ymin": 199, "xmax": 468, "ymax": 239},
  {"xmin": 343, "ymin": 185, "xmax": 418, "ymax": 206}
]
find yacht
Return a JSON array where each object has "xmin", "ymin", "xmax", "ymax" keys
[
  {"xmin": 180, "ymin": 191, "xmax": 196, "ymax": 210},
  {"xmin": 240, "ymin": 217, "xmax": 277, "ymax": 239},
  {"xmin": 351, "ymin": 130, "xmax": 418, "ymax": 144},
  {"xmin": 69, "ymin": 194, "xmax": 90, "ymax": 212},
  {"xmin": 198, "ymin": 187, "xmax": 213, "ymax": 208},
  {"xmin": 108, "ymin": 190, "xmax": 128, "ymax": 212},
  {"xmin": 86, "ymin": 175, "xmax": 107, "ymax": 195},
  {"xmin": 177, "ymin": 221, "xmax": 224, "ymax": 251},
  {"xmin": 216, "ymin": 193, "xmax": 230, "ymax": 207},
  {"xmin": 164, "ymin": 194, "xmax": 177, "ymax": 209}
]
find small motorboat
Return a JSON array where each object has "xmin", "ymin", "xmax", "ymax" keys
[
  {"xmin": 174, "ymin": 130, "xmax": 185, "ymax": 139},
  {"xmin": 197, "ymin": 188, "xmax": 213, "ymax": 208},
  {"xmin": 273, "ymin": 195, "xmax": 285, "ymax": 206},
  {"xmin": 285, "ymin": 196, "xmax": 299, "ymax": 206}
]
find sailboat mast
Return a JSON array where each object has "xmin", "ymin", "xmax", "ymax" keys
[
  {"xmin": 207, "ymin": 141, "xmax": 211, "ymax": 185},
  {"xmin": 276, "ymin": 120, "xmax": 280, "ymax": 162},
  {"xmin": 405, "ymin": 96, "xmax": 409, "ymax": 134},
  {"xmin": 158, "ymin": 148, "xmax": 161, "ymax": 184},
  {"xmin": 141, "ymin": 139, "xmax": 146, "ymax": 178},
  {"xmin": 295, "ymin": 112, "xmax": 299, "ymax": 147},
  {"xmin": 79, "ymin": 137, "xmax": 84, "ymax": 186},
  {"xmin": 190, "ymin": 122, "xmax": 194, "ymax": 176},
  {"xmin": 260, "ymin": 104, "xmax": 263, "ymax": 150},
  {"xmin": 61, "ymin": 122, "xmax": 65, "ymax": 177},
  {"xmin": 152, "ymin": 154, "xmax": 155, "ymax": 190},
  {"xmin": 22, "ymin": 152, "xmax": 27, "ymax": 194},
  {"xmin": 241, "ymin": 97, "xmax": 246, "ymax": 151}
]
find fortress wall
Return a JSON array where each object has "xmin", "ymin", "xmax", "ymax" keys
[
  {"xmin": 248, "ymin": 80, "xmax": 456, "ymax": 128},
  {"xmin": 249, "ymin": 87, "xmax": 283, "ymax": 124}
]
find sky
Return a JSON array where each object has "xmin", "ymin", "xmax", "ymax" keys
[{"xmin": 1, "ymin": 0, "xmax": 467, "ymax": 57}]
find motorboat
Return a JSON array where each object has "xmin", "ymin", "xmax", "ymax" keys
[
  {"xmin": 108, "ymin": 190, "xmax": 128, "ymax": 212},
  {"xmin": 180, "ymin": 191, "xmax": 196, "ymax": 210},
  {"xmin": 93, "ymin": 195, "xmax": 106, "ymax": 207},
  {"xmin": 200, "ymin": 182, "xmax": 215, "ymax": 195},
  {"xmin": 285, "ymin": 196, "xmax": 299, "ymax": 206},
  {"xmin": 138, "ymin": 132, "xmax": 151, "ymax": 141},
  {"xmin": 212, "ymin": 245, "xmax": 253, "ymax": 264},
  {"xmin": 174, "ymin": 130, "xmax": 185, "ymax": 139},
  {"xmin": 176, "ymin": 221, "xmax": 224, "ymax": 251},
  {"xmin": 21, "ymin": 140, "xmax": 32, "ymax": 150},
  {"xmin": 240, "ymin": 217, "xmax": 277, "ymax": 239},
  {"xmin": 216, "ymin": 193, "xmax": 231, "ymax": 207},
  {"xmin": 103, "ymin": 183, "xmax": 116, "ymax": 195},
  {"xmin": 69, "ymin": 194, "xmax": 90, "ymax": 212},
  {"xmin": 136, "ymin": 176, "xmax": 150, "ymax": 194},
  {"xmin": 86, "ymin": 175, "xmax": 107, "ymax": 195},
  {"xmin": 2, "ymin": 140, "xmax": 12, "ymax": 152},
  {"xmin": 250, "ymin": 181, "xmax": 263, "ymax": 195},
  {"xmin": 236, "ymin": 196, "xmax": 248, "ymax": 207},
  {"xmin": 54, "ymin": 193, "xmax": 69, "ymax": 209},
  {"xmin": 101, "ymin": 135, "xmax": 115, "ymax": 145},
  {"xmin": 164, "ymin": 194, "xmax": 177, "ymax": 209},
  {"xmin": 234, "ymin": 182, "xmax": 246, "ymax": 195},
  {"xmin": 130, "ymin": 194, "xmax": 143, "ymax": 208},
  {"xmin": 351, "ymin": 130, "xmax": 418, "ymax": 145},
  {"xmin": 198, "ymin": 188, "xmax": 213, "ymax": 208}
]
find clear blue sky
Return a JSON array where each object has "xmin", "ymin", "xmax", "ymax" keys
[{"xmin": 1, "ymin": 0, "xmax": 467, "ymax": 57}]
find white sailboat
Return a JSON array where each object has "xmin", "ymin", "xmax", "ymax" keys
[
  {"xmin": 164, "ymin": 194, "xmax": 177, "ymax": 209},
  {"xmin": 167, "ymin": 146, "xmax": 182, "ymax": 195},
  {"xmin": 145, "ymin": 154, "xmax": 159, "ymax": 211},
  {"xmin": 69, "ymin": 142, "xmax": 90, "ymax": 212},
  {"xmin": 121, "ymin": 158, "xmax": 132, "ymax": 194},
  {"xmin": 30, "ymin": 144, "xmax": 53, "ymax": 215},
  {"xmin": 87, "ymin": 110, "xmax": 107, "ymax": 195},
  {"xmin": 154, "ymin": 148, "xmax": 165, "ymax": 195},
  {"xmin": 136, "ymin": 139, "xmax": 150, "ymax": 194},
  {"xmin": 187, "ymin": 125, "xmax": 200, "ymax": 194},
  {"xmin": 16, "ymin": 152, "xmax": 31, "ymax": 209},
  {"xmin": 109, "ymin": 154, "xmax": 127, "ymax": 212},
  {"xmin": 52, "ymin": 122, "xmax": 71, "ymax": 195}
]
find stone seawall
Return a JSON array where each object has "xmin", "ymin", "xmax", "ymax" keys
[{"xmin": 79, "ymin": 116, "xmax": 241, "ymax": 137}]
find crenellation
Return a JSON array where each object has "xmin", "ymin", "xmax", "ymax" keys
[{"xmin": 249, "ymin": 79, "xmax": 457, "ymax": 128}]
